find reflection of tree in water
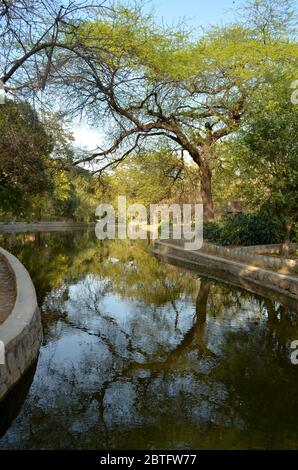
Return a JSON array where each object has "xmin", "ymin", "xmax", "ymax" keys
[
  {"xmin": 1, "ymin": 232, "xmax": 298, "ymax": 449},
  {"xmin": 0, "ymin": 362, "xmax": 37, "ymax": 439},
  {"xmin": 0, "ymin": 230, "xmax": 112, "ymax": 302}
]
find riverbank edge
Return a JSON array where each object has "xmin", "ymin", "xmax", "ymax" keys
[
  {"xmin": 0, "ymin": 221, "xmax": 95, "ymax": 233},
  {"xmin": 0, "ymin": 253, "xmax": 16, "ymax": 325},
  {"xmin": 0, "ymin": 247, "xmax": 43, "ymax": 401},
  {"xmin": 152, "ymin": 240, "xmax": 298, "ymax": 301}
]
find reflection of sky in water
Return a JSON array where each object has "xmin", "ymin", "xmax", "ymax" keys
[
  {"xmin": 64, "ymin": 274, "xmax": 196, "ymax": 358},
  {"xmin": 0, "ymin": 233, "xmax": 297, "ymax": 450}
]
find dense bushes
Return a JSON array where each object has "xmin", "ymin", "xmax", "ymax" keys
[{"xmin": 203, "ymin": 212, "xmax": 286, "ymax": 246}]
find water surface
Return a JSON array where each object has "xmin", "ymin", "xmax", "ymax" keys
[{"xmin": 0, "ymin": 230, "xmax": 297, "ymax": 449}]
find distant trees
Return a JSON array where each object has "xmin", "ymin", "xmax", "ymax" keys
[
  {"xmin": 0, "ymin": 0, "xmax": 106, "ymax": 221},
  {"xmin": 0, "ymin": 99, "xmax": 102, "ymax": 222},
  {"xmin": 104, "ymin": 149, "xmax": 200, "ymax": 208},
  {"xmin": 0, "ymin": 99, "xmax": 53, "ymax": 216}
]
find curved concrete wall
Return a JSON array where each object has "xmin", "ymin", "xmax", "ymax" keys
[{"xmin": 0, "ymin": 247, "xmax": 42, "ymax": 401}]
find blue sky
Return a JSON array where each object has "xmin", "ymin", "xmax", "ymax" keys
[
  {"xmin": 147, "ymin": 0, "xmax": 240, "ymax": 31},
  {"xmin": 148, "ymin": 0, "xmax": 298, "ymax": 32}
]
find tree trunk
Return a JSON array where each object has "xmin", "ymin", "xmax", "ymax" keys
[
  {"xmin": 200, "ymin": 161, "xmax": 215, "ymax": 221},
  {"xmin": 194, "ymin": 280, "xmax": 211, "ymax": 351},
  {"xmin": 280, "ymin": 221, "xmax": 292, "ymax": 258},
  {"xmin": 188, "ymin": 143, "xmax": 215, "ymax": 221}
]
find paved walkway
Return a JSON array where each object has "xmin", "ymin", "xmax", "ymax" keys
[{"xmin": 0, "ymin": 253, "xmax": 16, "ymax": 325}]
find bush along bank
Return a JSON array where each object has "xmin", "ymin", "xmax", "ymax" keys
[{"xmin": 204, "ymin": 212, "xmax": 297, "ymax": 247}]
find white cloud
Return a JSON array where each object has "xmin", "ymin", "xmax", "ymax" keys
[{"xmin": 73, "ymin": 126, "xmax": 104, "ymax": 151}]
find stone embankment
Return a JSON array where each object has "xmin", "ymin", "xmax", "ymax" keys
[
  {"xmin": 152, "ymin": 240, "xmax": 298, "ymax": 308},
  {"xmin": 0, "ymin": 254, "xmax": 16, "ymax": 325},
  {"xmin": 0, "ymin": 221, "xmax": 94, "ymax": 233}
]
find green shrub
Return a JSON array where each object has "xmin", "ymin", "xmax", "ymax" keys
[
  {"xmin": 203, "ymin": 220, "xmax": 222, "ymax": 242},
  {"xmin": 204, "ymin": 212, "xmax": 285, "ymax": 246},
  {"xmin": 292, "ymin": 223, "xmax": 298, "ymax": 244}
]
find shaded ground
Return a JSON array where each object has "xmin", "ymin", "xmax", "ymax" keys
[{"xmin": 0, "ymin": 254, "xmax": 16, "ymax": 325}]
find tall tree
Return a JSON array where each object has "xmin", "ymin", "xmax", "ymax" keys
[{"xmin": 46, "ymin": 2, "xmax": 297, "ymax": 220}]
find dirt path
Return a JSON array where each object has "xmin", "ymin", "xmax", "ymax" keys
[{"xmin": 0, "ymin": 253, "xmax": 16, "ymax": 325}]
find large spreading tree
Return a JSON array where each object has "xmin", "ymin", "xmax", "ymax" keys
[
  {"xmin": 1, "ymin": 0, "xmax": 297, "ymax": 221},
  {"xmin": 36, "ymin": 0, "xmax": 296, "ymax": 220}
]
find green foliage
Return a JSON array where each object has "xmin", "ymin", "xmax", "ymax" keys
[
  {"xmin": 230, "ymin": 75, "xmax": 298, "ymax": 239},
  {"xmin": 0, "ymin": 100, "xmax": 53, "ymax": 218},
  {"xmin": 241, "ymin": 0, "xmax": 297, "ymax": 42},
  {"xmin": 0, "ymin": 100, "xmax": 103, "ymax": 223},
  {"xmin": 0, "ymin": 177, "xmax": 26, "ymax": 215},
  {"xmin": 211, "ymin": 71, "xmax": 298, "ymax": 240},
  {"xmin": 106, "ymin": 149, "xmax": 200, "ymax": 208},
  {"xmin": 204, "ymin": 212, "xmax": 285, "ymax": 246},
  {"xmin": 203, "ymin": 219, "xmax": 222, "ymax": 243}
]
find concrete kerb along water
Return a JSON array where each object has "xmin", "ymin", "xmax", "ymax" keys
[{"xmin": 0, "ymin": 247, "xmax": 42, "ymax": 400}]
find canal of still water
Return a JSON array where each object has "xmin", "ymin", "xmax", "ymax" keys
[{"xmin": 0, "ymin": 230, "xmax": 297, "ymax": 450}]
